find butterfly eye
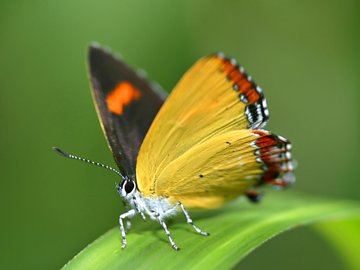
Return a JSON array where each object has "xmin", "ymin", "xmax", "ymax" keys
[{"xmin": 123, "ymin": 180, "xmax": 135, "ymax": 194}]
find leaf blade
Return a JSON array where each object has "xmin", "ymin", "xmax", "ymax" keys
[
  {"xmin": 314, "ymin": 218, "xmax": 360, "ymax": 270},
  {"xmin": 62, "ymin": 193, "xmax": 360, "ymax": 270}
]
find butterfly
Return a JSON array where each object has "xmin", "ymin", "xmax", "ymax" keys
[{"xmin": 53, "ymin": 43, "xmax": 295, "ymax": 250}]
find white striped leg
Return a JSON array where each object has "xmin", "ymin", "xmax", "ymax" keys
[
  {"xmin": 119, "ymin": 209, "xmax": 136, "ymax": 249},
  {"xmin": 133, "ymin": 197, "xmax": 147, "ymax": 220},
  {"xmin": 180, "ymin": 203, "xmax": 209, "ymax": 236},
  {"xmin": 158, "ymin": 218, "xmax": 180, "ymax": 251}
]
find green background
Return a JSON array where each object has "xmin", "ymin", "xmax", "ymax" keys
[{"xmin": 0, "ymin": 0, "xmax": 358, "ymax": 269}]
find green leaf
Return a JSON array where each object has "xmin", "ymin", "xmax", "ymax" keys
[
  {"xmin": 314, "ymin": 218, "xmax": 360, "ymax": 270},
  {"xmin": 62, "ymin": 192, "xmax": 360, "ymax": 270}
]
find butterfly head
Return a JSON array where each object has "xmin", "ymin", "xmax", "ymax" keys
[{"xmin": 117, "ymin": 177, "xmax": 137, "ymax": 198}]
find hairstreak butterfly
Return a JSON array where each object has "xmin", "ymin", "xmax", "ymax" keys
[{"xmin": 53, "ymin": 43, "xmax": 295, "ymax": 250}]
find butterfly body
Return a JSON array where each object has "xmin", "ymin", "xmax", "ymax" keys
[
  {"xmin": 54, "ymin": 43, "xmax": 294, "ymax": 250},
  {"xmin": 116, "ymin": 177, "xmax": 208, "ymax": 250},
  {"xmin": 120, "ymin": 184, "xmax": 178, "ymax": 221}
]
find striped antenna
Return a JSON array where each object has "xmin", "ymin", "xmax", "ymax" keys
[{"xmin": 52, "ymin": 147, "xmax": 124, "ymax": 178}]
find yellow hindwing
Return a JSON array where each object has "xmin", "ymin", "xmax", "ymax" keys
[{"xmin": 155, "ymin": 130, "xmax": 263, "ymax": 208}]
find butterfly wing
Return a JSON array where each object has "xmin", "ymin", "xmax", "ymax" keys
[
  {"xmin": 136, "ymin": 54, "xmax": 294, "ymax": 208},
  {"xmin": 88, "ymin": 44, "xmax": 166, "ymax": 177},
  {"xmin": 154, "ymin": 129, "xmax": 293, "ymax": 208}
]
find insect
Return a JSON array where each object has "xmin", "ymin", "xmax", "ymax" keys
[{"xmin": 54, "ymin": 43, "xmax": 295, "ymax": 250}]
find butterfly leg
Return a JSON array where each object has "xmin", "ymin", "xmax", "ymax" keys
[
  {"xmin": 158, "ymin": 217, "xmax": 180, "ymax": 251},
  {"xmin": 180, "ymin": 203, "xmax": 209, "ymax": 236},
  {"xmin": 133, "ymin": 197, "xmax": 147, "ymax": 221},
  {"xmin": 119, "ymin": 209, "xmax": 136, "ymax": 249}
]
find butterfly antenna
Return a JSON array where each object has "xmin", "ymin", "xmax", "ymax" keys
[{"xmin": 52, "ymin": 147, "xmax": 124, "ymax": 178}]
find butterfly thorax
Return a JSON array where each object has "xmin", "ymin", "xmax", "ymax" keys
[{"xmin": 117, "ymin": 180, "xmax": 179, "ymax": 220}]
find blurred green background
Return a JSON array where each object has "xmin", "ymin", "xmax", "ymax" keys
[{"xmin": 0, "ymin": 0, "xmax": 359, "ymax": 269}]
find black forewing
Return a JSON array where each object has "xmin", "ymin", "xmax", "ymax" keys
[{"xmin": 88, "ymin": 44, "xmax": 166, "ymax": 177}]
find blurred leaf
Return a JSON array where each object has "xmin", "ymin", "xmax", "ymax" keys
[
  {"xmin": 313, "ymin": 218, "xmax": 360, "ymax": 270},
  {"xmin": 62, "ymin": 193, "xmax": 360, "ymax": 270}
]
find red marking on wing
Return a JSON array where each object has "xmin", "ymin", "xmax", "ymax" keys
[
  {"xmin": 252, "ymin": 130, "xmax": 294, "ymax": 187},
  {"xmin": 210, "ymin": 54, "xmax": 269, "ymax": 129},
  {"xmin": 106, "ymin": 82, "xmax": 142, "ymax": 115},
  {"xmin": 217, "ymin": 56, "xmax": 262, "ymax": 104}
]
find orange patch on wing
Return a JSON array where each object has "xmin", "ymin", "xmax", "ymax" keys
[
  {"xmin": 106, "ymin": 82, "xmax": 141, "ymax": 115},
  {"xmin": 216, "ymin": 56, "xmax": 262, "ymax": 104}
]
